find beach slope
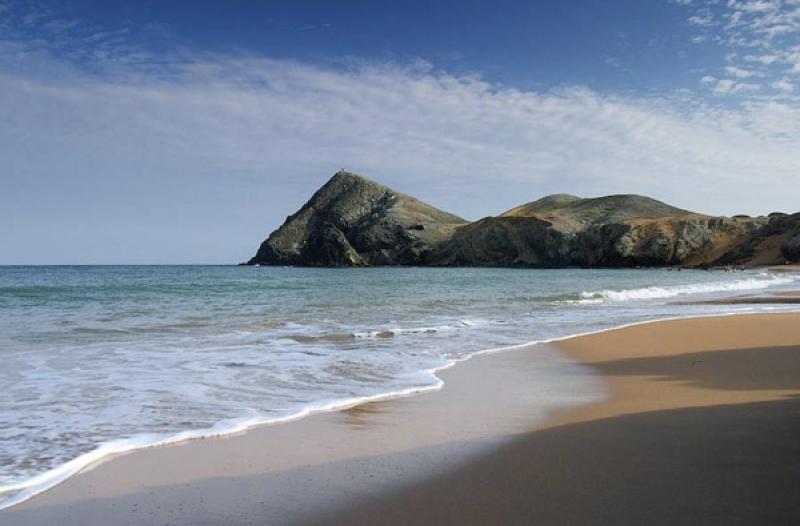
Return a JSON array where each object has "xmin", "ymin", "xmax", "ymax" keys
[
  {"xmin": 3, "ymin": 313, "xmax": 800, "ymax": 525},
  {"xmin": 312, "ymin": 313, "xmax": 800, "ymax": 525}
]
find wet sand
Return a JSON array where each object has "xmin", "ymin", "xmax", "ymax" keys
[
  {"xmin": 311, "ymin": 312, "xmax": 800, "ymax": 525},
  {"xmin": 695, "ymin": 295, "xmax": 800, "ymax": 304},
  {"xmin": 3, "ymin": 313, "xmax": 800, "ymax": 525},
  {"xmin": 0, "ymin": 338, "xmax": 602, "ymax": 525},
  {"xmin": 688, "ymin": 288, "xmax": 800, "ymax": 305}
]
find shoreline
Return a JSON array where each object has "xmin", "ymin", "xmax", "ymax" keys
[
  {"xmin": 307, "ymin": 311, "xmax": 800, "ymax": 525},
  {"xmin": 0, "ymin": 363, "xmax": 455, "ymax": 511},
  {"xmin": 2, "ymin": 307, "xmax": 793, "ymax": 513},
  {"xmin": 3, "ymin": 309, "xmax": 800, "ymax": 524},
  {"xmin": 2, "ymin": 267, "xmax": 796, "ymax": 510},
  {"xmin": 3, "ymin": 330, "xmax": 605, "ymax": 525}
]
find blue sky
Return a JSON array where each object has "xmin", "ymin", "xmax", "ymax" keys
[
  {"xmin": 28, "ymin": 1, "xmax": 708, "ymax": 90},
  {"xmin": 1, "ymin": 0, "xmax": 799, "ymax": 263}
]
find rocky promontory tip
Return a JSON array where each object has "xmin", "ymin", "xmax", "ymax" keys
[
  {"xmin": 247, "ymin": 170, "xmax": 466, "ymax": 266},
  {"xmin": 246, "ymin": 171, "xmax": 800, "ymax": 268}
]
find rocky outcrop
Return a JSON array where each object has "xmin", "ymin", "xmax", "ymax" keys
[
  {"xmin": 246, "ymin": 171, "xmax": 797, "ymax": 268},
  {"xmin": 426, "ymin": 195, "xmax": 768, "ymax": 267},
  {"xmin": 785, "ymin": 232, "xmax": 800, "ymax": 261},
  {"xmin": 247, "ymin": 170, "xmax": 466, "ymax": 266},
  {"xmin": 712, "ymin": 212, "xmax": 800, "ymax": 266},
  {"xmin": 572, "ymin": 215, "xmax": 765, "ymax": 267},
  {"xmin": 426, "ymin": 213, "xmax": 767, "ymax": 267},
  {"xmin": 426, "ymin": 216, "xmax": 568, "ymax": 267}
]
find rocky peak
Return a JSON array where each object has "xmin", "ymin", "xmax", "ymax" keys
[{"xmin": 247, "ymin": 171, "xmax": 466, "ymax": 266}]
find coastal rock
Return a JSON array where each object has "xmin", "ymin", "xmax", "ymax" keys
[
  {"xmin": 427, "ymin": 216, "xmax": 569, "ymax": 267},
  {"xmin": 777, "ymin": 213, "xmax": 800, "ymax": 262},
  {"xmin": 784, "ymin": 233, "xmax": 800, "ymax": 262},
  {"xmin": 429, "ymin": 204, "xmax": 766, "ymax": 268},
  {"xmin": 246, "ymin": 171, "xmax": 795, "ymax": 268},
  {"xmin": 712, "ymin": 212, "xmax": 800, "ymax": 265},
  {"xmin": 247, "ymin": 170, "xmax": 466, "ymax": 266}
]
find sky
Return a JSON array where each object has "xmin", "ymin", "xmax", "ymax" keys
[{"xmin": 1, "ymin": 0, "xmax": 799, "ymax": 264}]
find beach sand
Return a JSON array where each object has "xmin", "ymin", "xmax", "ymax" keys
[
  {"xmin": 308, "ymin": 312, "xmax": 800, "ymax": 525},
  {"xmin": 1, "ymin": 338, "xmax": 601, "ymax": 525},
  {"xmin": 3, "ymin": 312, "xmax": 800, "ymax": 525}
]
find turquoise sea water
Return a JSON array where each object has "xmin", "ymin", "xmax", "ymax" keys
[{"xmin": 0, "ymin": 265, "xmax": 798, "ymax": 508}]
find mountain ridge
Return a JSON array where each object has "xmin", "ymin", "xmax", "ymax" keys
[{"xmin": 246, "ymin": 171, "xmax": 800, "ymax": 268}]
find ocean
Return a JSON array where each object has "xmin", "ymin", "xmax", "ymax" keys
[{"xmin": 1, "ymin": 265, "xmax": 798, "ymax": 508}]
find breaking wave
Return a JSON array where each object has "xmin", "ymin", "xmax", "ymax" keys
[{"xmin": 573, "ymin": 273, "xmax": 796, "ymax": 304}]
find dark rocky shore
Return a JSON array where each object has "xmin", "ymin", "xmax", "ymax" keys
[{"xmin": 246, "ymin": 170, "xmax": 800, "ymax": 268}]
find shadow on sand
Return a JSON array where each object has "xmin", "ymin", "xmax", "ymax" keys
[
  {"xmin": 589, "ymin": 344, "xmax": 800, "ymax": 392},
  {"xmin": 5, "ymin": 345, "xmax": 800, "ymax": 525},
  {"xmin": 305, "ymin": 396, "xmax": 800, "ymax": 526}
]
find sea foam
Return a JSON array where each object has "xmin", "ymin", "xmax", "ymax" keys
[
  {"xmin": 574, "ymin": 273, "xmax": 796, "ymax": 304},
  {"xmin": 2, "ymin": 265, "xmax": 799, "ymax": 511}
]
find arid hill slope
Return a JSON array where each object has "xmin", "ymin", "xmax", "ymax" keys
[{"xmin": 246, "ymin": 171, "xmax": 799, "ymax": 268}]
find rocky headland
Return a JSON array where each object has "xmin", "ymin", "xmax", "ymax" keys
[{"xmin": 246, "ymin": 170, "xmax": 800, "ymax": 268}]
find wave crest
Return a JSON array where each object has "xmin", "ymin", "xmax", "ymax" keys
[
  {"xmin": 287, "ymin": 321, "xmax": 478, "ymax": 343},
  {"xmin": 573, "ymin": 273, "xmax": 796, "ymax": 304}
]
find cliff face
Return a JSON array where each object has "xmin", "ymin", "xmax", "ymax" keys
[
  {"xmin": 247, "ymin": 170, "xmax": 466, "ymax": 266},
  {"xmin": 712, "ymin": 212, "xmax": 800, "ymax": 266},
  {"xmin": 425, "ymin": 214, "xmax": 767, "ymax": 267},
  {"xmin": 782, "ymin": 214, "xmax": 800, "ymax": 261},
  {"xmin": 246, "ymin": 171, "xmax": 798, "ymax": 268}
]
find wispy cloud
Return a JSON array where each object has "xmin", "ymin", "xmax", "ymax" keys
[
  {"xmin": 772, "ymin": 77, "xmax": 795, "ymax": 90},
  {"xmin": 1, "ymin": 1, "xmax": 799, "ymax": 262},
  {"xmin": 725, "ymin": 64, "xmax": 760, "ymax": 77},
  {"xmin": 679, "ymin": 0, "xmax": 800, "ymax": 100},
  {"xmin": 688, "ymin": 12, "xmax": 716, "ymax": 26},
  {"xmin": 0, "ymin": 1, "xmax": 167, "ymax": 73},
  {"xmin": 3, "ymin": 51, "xmax": 799, "ymax": 209},
  {"xmin": 712, "ymin": 76, "xmax": 762, "ymax": 92}
]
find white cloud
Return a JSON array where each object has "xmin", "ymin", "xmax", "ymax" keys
[
  {"xmin": 711, "ymin": 77, "xmax": 761, "ymax": 93},
  {"xmin": 772, "ymin": 78, "xmax": 795, "ymax": 90},
  {"xmin": 0, "ymin": 2, "xmax": 799, "ymax": 262},
  {"xmin": 734, "ymin": 1, "xmax": 779, "ymax": 12},
  {"xmin": 725, "ymin": 64, "xmax": 759, "ymax": 77},
  {"xmin": 743, "ymin": 53, "xmax": 779, "ymax": 63},
  {"xmin": 688, "ymin": 13, "xmax": 716, "ymax": 26},
  {"xmin": 789, "ymin": 46, "xmax": 800, "ymax": 71},
  {"xmin": 681, "ymin": 0, "xmax": 800, "ymax": 98},
  {"xmin": 714, "ymin": 79, "xmax": 736, "ymax": 93},
  {"xmin": 1, "ymin": 54, "xmax": 798, "ymax": 219}
]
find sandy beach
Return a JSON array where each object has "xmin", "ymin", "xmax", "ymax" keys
[
  {"xmin": 5, "ymin": 1, "xmax": 800, "ymax": 523},
  {"xmin": 3, "ymin": 311, "xmax": 800, "ymax": 525}
]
